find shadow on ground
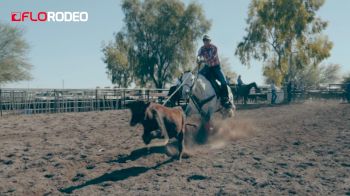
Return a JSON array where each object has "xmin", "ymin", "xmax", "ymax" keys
[
  {"xmin": 107, "ymin": 145, "xmax": 169, "ymax": 164},
  {"xmin": 59, "ymin": 146, "xmax": 175, "ymax": 194},
  {"xmin": 235, "ymin": 103, "xmax": 285, "ymax": 110}
]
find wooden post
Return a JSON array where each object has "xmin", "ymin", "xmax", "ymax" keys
[
  {"xmin": 283, "ymin": 82, "xmax": 288, "ymax": 104},
  {"xmin": 147, "ymin": 89, "xmax": 150, "ymax": 102},
  {"xmin": 95, "ymin": 88, "xmax": 98, "ymax": 111},
  {"xmin": 123, "ymin": 89, "xmax": 126, "ymax": 109},
  {"xmin": 114, "ymin": 88, "xmax": 117, "ymax": 110},
  {"xmin": 0, "ymin": 89, "xmax": 2, "ymax": 116},
  {"xmin": 54, "ymin": 90, "xmax": 58, "ymax": 113},
  {"xmin": 12, "ymin": 90, "xmax": 15, "ymax": 112}
]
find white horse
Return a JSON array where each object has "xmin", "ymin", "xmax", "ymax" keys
[
  {"xmin": 179, "ymin": 71, "xmax": 194, "ymax": 100},
  {"xmin": 185, "ymin": 72, "xmax": 235, "ymax": 119}
]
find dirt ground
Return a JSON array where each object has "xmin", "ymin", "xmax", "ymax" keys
[{"xmin": 0, "ymin": 100, "xmax": 349, "ymax": 195}]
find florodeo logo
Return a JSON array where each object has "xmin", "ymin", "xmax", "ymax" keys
[{"xmin": 11, "ymin": 11, "xmax": 89, "ymax": 22}]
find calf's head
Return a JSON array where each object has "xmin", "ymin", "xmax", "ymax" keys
[{"xmin": 125, "ymin": 101, "xmax": 150, "ymax": 126}]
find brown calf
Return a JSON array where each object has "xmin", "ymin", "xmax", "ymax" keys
[{"xmin": 126, "ymin": 101, "xmax": 186, "ymax": 160}]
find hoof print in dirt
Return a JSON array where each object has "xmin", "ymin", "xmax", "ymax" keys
[
  {"xmin": 44, "ymin": 173, "xmax": 55, "ymax": 179},
  {"xmin": 296, "ymin": 162, "xmax": 315, "ymax": 169},
  {"xmin": 53, "ymin": 162, "xmax": 64, "ymax": 169},
  {"xmin": 187, "ymin": 174, "xmax": 210, "ymax": 182},
  {"xmin": 292, "ymin": 140, "xmax": 302, "ymax": 146},
  {"xmin": 65, "ymin": 155, "xmax": 76, "ymax": 161},
  {"xmin": 243, "ymin": 177, "xmax": 257, "ymax": 186},
  {"xmin": 258, "ymin": 181, "xmax": 270, "ymax": 188},
  {"xmin": 253, "ymin": 156, "xmax": 262, "ymax": 161},
  {"xmin": 6, "ymin": 153, "xmax": 15, "ymax": 158},
  {"xmin": 2, "ymin": 160, "xmax": 14, "ymax": 165},
  {"xmin": 277, "ymin": 162, "xmax": 288, "ymax": 168},
  {"xmin": 43, "ymin": 153, "xmax": 54, "ymax": 160},
  {"xmin": 283, "ymin": 172, "xmax": 300, "ymax": 178},
  {"xmin": 72, "ymin": 173, "xmax": 85, "ymax": 182},
  {"xmin": 86, "ymin": 164, "xmax": 95, "ymax": 170},
  {"xmin": 341, "ymin": 163, "xmax": 350, "ymax": 167},
  {"xmin": 213, "ymin": 164, "xmax": 223, "ymax": 168},
  {"xmin": 4, "ymin": 188, "xmax": 16, "ymax": 194},
  {"xmin": 100, "ymin": 182, "xmax": 112, "ymax": 187},
  {"xmin": 43, "ymin": 192, "xmax": 52, "ymax": 196}
]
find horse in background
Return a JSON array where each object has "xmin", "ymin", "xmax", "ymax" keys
[{"xmin": 231, "ymin": 82, "xmax": 260, "ymax": 104}]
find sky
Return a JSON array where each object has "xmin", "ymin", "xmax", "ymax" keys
[{"xmin": 0, "ymin": 0, "xmax": 349, "ymax": 89}]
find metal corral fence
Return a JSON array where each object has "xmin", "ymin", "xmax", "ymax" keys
[
  {"xmin": 231, "ymin": 83, "xmax": 348, "ymax": 104},
  {"xmin": 0, "ymin": 84, "xmax": 347, "ymax": 116},
  {"xmin": 287, "ymin": 84, "xmax": 348, "ymax": 102},
  {"xmin": 0, "ymin": 88, "xmax": 169, "ymax": 116}
]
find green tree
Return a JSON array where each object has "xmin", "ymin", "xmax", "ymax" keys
[
  {"xmin": 220, "ymin": 56, "xmax": 237, "ymax": 84},
  {"xmin": 0, "ymin": 23, "xmax": 32, "ymax": 84},
  {"xmin": 293, "ymin": 63, "xmax": 340, "ymax": 88},
  {"xmin": 262, "ymin": 58, "xmax": 284, "ymax": 85},
  {"xmin": 102, "ymin": 32, "xmax": 134, "ymax": 88},
  {"xmin": 318, "ymin": 63, "xmax": 340, "ymax": 84},
  {"xmin": 343, "ymin": 73, "xmax": 350, "ymax": 84},
  {"xmin": 103, "ymin": 0, "xmax": 210, "ymax": 88},
  {"xmin": 236, "ymin": 0, "xmax": 332, "ymax": 86},
  {"xmin": 264, "ymin": 62, "xmax": 340, "ymax": 88}
]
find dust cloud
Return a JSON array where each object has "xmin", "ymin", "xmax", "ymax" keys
[{"xmin": 179, "ymin": 116, "xmax": 256, "ymax": 155}]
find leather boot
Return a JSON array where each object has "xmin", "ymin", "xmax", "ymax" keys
[{"xmin": 220, "ymin": 85, "xmax": 232, "ymax": 108}]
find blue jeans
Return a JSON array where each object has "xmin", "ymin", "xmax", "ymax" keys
[
  {"xmin": 199, "ymin": 65, "xmax": 227, "ymax": 86},
  {"xmin": 199, "ymin": 65, "xmax": 228, "ymax": 98},
  {"xmin": 271, "ymin": 90, "xmax": 277, "ymax": 104}
]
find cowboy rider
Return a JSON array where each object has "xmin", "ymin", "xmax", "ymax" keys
[
  {"xmin": 237, "ymin": 75, "xmax": 244, "ymax": 87},
  {"xmin": 197, "ymin": 35, "xmax": 232, "ymax": 109}
]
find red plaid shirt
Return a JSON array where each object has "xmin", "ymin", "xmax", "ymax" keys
[{"xmin": 198, "ymin": 43, "xmax": 220, "ymax": 67}]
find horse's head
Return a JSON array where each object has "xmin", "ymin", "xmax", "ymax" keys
[
  {"xmin": 251, "ymin": 82, "xmax": 261, "ymax": 93},
  {"xmin": 181, "ymin": 71, "xmax": 194, "ymax": 84},
  {"xmin": 181, "ymin": 71, "xmax": 195, "ymax": 98}
]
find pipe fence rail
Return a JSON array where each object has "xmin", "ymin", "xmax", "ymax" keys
[
  {"xmin": 231, "ymin": 83, "xmax": 348, "ymax": 104},
  {"xmin": 0, "ymin": 84, "xmax": 347, "ymax": 117},
  {"xmin": 0, "ymin": 88, "xmax": 169, "ymax": 116}
]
